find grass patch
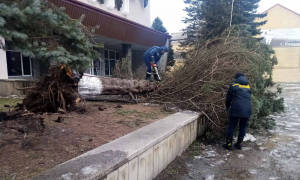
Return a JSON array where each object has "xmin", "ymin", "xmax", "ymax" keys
[
  {"xmin": 188, "ymin": 141, "xmax": 202, "ymax": 156},
  {"xmin": 0, "ymin": 98, "xmax": 22, "ymax": 112},
  {"xmin": 166, "ymin": 166, "xmax": 182, "ymax": 177}
]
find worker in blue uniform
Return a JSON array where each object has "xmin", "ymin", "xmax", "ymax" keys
[
  {"xmin": 223, "ymin": 73, "xmax": 252, "ymax": 150},
  {"xmin": 143, "ymin": 46, "xmax": 168, "ymax": 81}
]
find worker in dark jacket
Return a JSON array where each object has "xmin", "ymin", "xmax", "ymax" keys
[
  {"xmin": 143, "ymin": 46, "xmax": 168, "ymax": 81},
  {"xmin": 223, "ymin": 73, "xmax": 252, "ymax": 150}
]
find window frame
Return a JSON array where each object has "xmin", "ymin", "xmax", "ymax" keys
[
  {"xmin": 6, "ymin": 50, "xmax": 32, "ymax": 77},
  {"xmin": 104, "ymin": 49, "xmax": 120, "ymax": 76},
  {"xmin": 92, "ymin": 58, "xmax": 102, "ymax": 76},
  {"xmin": 86, "ymin": 47, "xmax": 103, "ymax": 76}
]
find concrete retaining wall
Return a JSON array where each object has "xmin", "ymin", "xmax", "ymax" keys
[
  {"xmin": 0, "ymin": 79, "xmax": 36, "ymax": 96},
  {"xmin": 29, "ymin": 111, "xmax": 206, "ymax": 180}
]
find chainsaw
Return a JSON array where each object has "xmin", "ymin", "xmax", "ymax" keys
[{"xmin": 151, "ymin": 62, "xmax": 161, "ymax": 82}]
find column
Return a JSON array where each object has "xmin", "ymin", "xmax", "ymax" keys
[
  {"xmin": 0, "ymin": 37, "xmax": 8, "ymax": 79},
  {"xmin": 106, "ymin": 0, "xmax": 115, "ymax": 9}
]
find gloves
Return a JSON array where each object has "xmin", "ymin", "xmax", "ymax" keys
[{"xmin": 151, "ymin": 62, "xmax": 157, "ymax": 67}]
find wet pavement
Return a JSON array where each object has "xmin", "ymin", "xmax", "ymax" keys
[{"xmin": 155, "ymin": 84, "xmax": 300, "ymax": 180}]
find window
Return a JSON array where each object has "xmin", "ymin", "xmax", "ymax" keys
[
  {"xmin": 85, "ymin": 59, "xmax": 102, "ymax": 76},
  {"xmin": 85, "ymin": 47, "xmax": 102, "ymax": 75},
  {"xmin": 105, "ymin": 50, "xmax": 120, "ymax": 76},
  {"xmin": 93, "ymin": 59, "xmax": 101, "ymax": 75},
  {"xmin": 5, "ymin": 41, "xmax": 32, "ymax": 77},
  {"xmin": 6, "ymin": 50, "xmax": 32, "ymax": 77},
  {"xmin": 84, "ymin": 49, "xmax": 119, "ymax": 76}
]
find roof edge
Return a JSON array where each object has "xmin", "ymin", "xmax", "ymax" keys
[
  {"xmin": 262, "ymin": 3, "xmax": 300, "ymax": 17},
  {"xmin": 60, "ymin": 0, "xmax": 171, "ymax": 38}
]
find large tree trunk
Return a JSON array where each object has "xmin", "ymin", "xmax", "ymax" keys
[
  {"xmin": 78, "ymin": 74, "xmax": 157, "ymax": 97},
  {"xmin": 23, "ymin": 66, "xmax": 156, "ymax": 113}
]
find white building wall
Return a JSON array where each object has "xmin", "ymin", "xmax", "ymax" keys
[
  {"xmin": 0, "ymin": 37, "xmax": 8, "ymax": 79},
  {"xmin": 79, "ymin": 0, "xmax": 151, "ymax": 27}
]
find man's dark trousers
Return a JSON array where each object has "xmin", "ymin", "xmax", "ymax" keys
[
  {"xmin": 227, "ymin": 117, "xmax": 249, "ymax": 140},
  {"xmin": 144, "ymin": 56, "xmax": 152, "ymax": 74}
]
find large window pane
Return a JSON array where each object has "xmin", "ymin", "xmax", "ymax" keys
[
  {"xmin": 109, "ymin": 51, "xmax": 116, "ymax": 59},
  {"xmin": 116, "ymin": 52, "xmax": 120, "ymax": 60},
  {"xmin": 23, "ymin": 56, "xmax": 31, "ymax": 75},
  {"xmin": 84, "ymin": 69, "xmax": 91, "ymax": 74},
  {"xmin": 110, "ymin": 60, "xmax": 115, "ymax": 75},
  {"xmin": 6, "ymin": 51, "xmax": 22, "ymax": 76},
  {"xmin": 93, "ymin": 59, "xmax": 100, "ymax": 75},
  {"xmin": 105, "ymin": 50, "xmax": 108, "ymax": 59},
  {"xmin": 105, "ymin": 59, "xmax": 109, "ymax": 75}
]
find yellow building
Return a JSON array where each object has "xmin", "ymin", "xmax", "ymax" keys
[
  {"xmin": 170, "ymin": 32, "xmax": 187, "ymax": 69},
  {"xmin": 256, "ymin": 4, "xmax": 300, "ymax": 83}
]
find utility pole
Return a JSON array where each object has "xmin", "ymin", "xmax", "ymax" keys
[{"xmin": 230, "ymin": 0, "xmax": 234, "ymax": 27}]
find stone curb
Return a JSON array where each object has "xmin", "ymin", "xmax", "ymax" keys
[{"xmin": 28, "ymin": 111, "xmax": 205, "ymax": 180}]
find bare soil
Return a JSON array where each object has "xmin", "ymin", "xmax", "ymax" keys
[{"xmin": 0, "ymin": 102, "xmax": 173, "ymax": 180}]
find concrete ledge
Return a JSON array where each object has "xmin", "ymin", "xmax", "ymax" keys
[{"xmin": 29, "ymin": 111, "xmax": 205, "ymax": 180}]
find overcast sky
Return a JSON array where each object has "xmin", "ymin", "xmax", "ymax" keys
[{"xmin": 150, "ymin": 0, "xmax": 300, "ymax": 34}]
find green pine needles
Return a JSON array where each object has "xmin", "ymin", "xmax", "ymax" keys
[
  {"xmin": 0, "ymin": 0, "xmax": 99, "ymax": 71},
  {"xmin": 183, "ymin": 0, "xmax": 267, "ymax": 44}
]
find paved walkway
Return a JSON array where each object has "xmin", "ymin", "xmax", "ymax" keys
[{"xmin": 155, "ymin": 84, "xmax": 300, "ymax": 180}]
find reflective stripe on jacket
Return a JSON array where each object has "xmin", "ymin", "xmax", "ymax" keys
[{"xmin": 226, "ymin": 76, "xmax": 252, "ymax": 118}]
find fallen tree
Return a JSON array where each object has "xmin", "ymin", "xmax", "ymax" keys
[
  {"xmin": 23, "ymin": 25, "xmax": 284, "ymax": 140},
  {"xmin": 150, "ymin": 25, "xmax": 284, "ymax": 138},
  {"xmin": 79, "ymin": 74, "xmax": 156, "ymax": 96},
  {"xmin": 23, "ymin": 65, "xmax": 156, "ymax": 113}
]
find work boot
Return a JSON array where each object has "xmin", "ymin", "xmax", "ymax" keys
[
  {"xmin": 234, "ymin": 137, "xmax": 244, "ymax": 150},
  {"xmin": 222, "ymin": 138, "xmax": 233, "ymax": 150},
  {"xmin": 145, "ymin": 73, "xmax": 153, "ymax": 82},
  {"xmin": 153, "ymin": 74, "xmax": 161, "ymax": 82}
]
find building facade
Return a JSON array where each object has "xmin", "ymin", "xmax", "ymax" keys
[
  {"xmin": 0, "ymin": 0, "xmax": 170, "ymax": 82},
  {"xmin": 256, "ymin": 4, "xmax": 300, "ymax": 83}
]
